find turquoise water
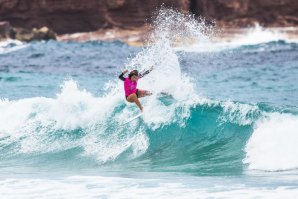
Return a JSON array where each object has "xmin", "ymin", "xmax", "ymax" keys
[{"xmin": 1, "ymin": 11, "xmax": 298, "ymax": 198}]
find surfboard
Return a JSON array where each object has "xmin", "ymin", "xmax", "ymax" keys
[{"xmin": 120, "ymin": 113, "xmax": 143, "ymax": 126}]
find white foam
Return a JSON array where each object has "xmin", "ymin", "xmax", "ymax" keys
[
  {"xmin": 0, "ymin": 39, "xmax": 27, "ymax": 54},
  {"xmin": 0, "ymin": 175, "xmax": 297, "ymax": 199},
  {"xmin": 175, "ymin": 24, "xmax": 298, "ymax": 52},
  {"xmin": 223, "ymin": 24, "xmax": 288, "ymax": 47},
  {"xmin": 244, "ymin": 113, "xmax": 298, "ymax": 171},
  {"xmin": 0, "ymin": 80, "xmax": 149, "ymax": 161}
]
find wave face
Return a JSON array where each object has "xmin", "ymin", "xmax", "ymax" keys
[{"xmin": 0, "ymin": 9, "xmax": 298, "ymax": 177}]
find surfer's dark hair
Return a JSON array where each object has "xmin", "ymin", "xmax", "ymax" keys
[{"xmin": 129, "ymin": 70, "xmax": 139, "ymax": 79}]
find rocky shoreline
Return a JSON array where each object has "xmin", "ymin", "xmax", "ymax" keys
[
  {"xmin": 1, "ymin": 19, "xmax": 298, "ymax": 46},
  {"xmin": 0, "ymin": 0, "xmax": 298, "ymax": 45},
  {"xmin": 1, "ymin": 0, "xmax": 298, "ymax": 34},
  {"xmin": 56, "ymin": 26, "xmax": 298, "ymax": 46},
  {"xmin": 0, "ymin": 21, "xmax": 56, "ymax": 42},
  {"xmin": 1, "ymin": 24, "xmax": 298, "ymax": 47}
]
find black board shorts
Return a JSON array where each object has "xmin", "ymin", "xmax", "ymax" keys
[{"xmin": 126, "ymin": 89, "xmax": 139, "ymax": 99}]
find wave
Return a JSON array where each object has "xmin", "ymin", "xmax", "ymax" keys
[{"xmin": 0, "ymin": 80, "xmax": 297, "ymax": 174}]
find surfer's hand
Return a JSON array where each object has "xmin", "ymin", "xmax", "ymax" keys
[
  {"xmin": 123, "ymin": 69, "xmax": 128, "ymax": 74},
  {"xmin": 140, "ymin": 107, "xmax": 143, "ymax": 113}
]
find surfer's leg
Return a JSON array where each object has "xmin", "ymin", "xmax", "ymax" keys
[
  {"xmin": 137, "ymin": 89, "xmax": 152, "ymax": 98},
  {"xmin": 126, "ymin": 93, "xmax": 143, "ymax": 112}
]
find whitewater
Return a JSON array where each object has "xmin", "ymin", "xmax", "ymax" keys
[{"xmin": 0, "ymin": 9, "xmax": 298, "ymax": 198}]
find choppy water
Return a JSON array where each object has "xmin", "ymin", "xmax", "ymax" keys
[{"xmin": 0, "ymin": 9, "xmax": 298, "ymax": 198}]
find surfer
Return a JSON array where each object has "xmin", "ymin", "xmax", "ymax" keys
[{"xmin": 119, "ymin": 66, "xmax": 153, "ymax": 112}]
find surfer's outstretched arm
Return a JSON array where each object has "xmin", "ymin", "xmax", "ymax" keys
[
  {"xmin": 139, "ymin": 66, "xmax": 153, "ymax": 78},
  {"xmin": 118, "ymin": 69, "xmax": 128, "ymax": 81}
]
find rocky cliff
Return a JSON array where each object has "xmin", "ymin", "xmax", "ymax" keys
[
  {"xmin": 0, "ymin": 0, "xmax": 188, "ymax": 34},
  {"xmin": 191, "ymin": 0, "xmax": 298, "ymax": 27},
  {"xmin": 0, "ymin": 0, "xmax": 297, "ymax": 35}
]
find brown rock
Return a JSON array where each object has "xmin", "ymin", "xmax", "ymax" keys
[
  {"xmin": 10, "ymin": 26, "xmax": 56, "ymax": 42},
  {"xmin": 0, "ymin": 21, "xmax": 10, "ymax": 40},
  {"xmin": 107, "ymin": 0, "xmax": 126, "ymax": 9},
  {"xmin": 9, "ymin": 27, "xmax": 32, "ymax": 41},
  {"xmin": 32, "ymin": 26, "xmax": 56, "ymax": 41}
]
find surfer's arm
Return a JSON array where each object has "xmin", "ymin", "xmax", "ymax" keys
[
  {"xmin": 118, "ymin": 69, "xmax": 128, "ymax": 81},
  {"xmin": 118, "ymin": 73, "xmax": 125, "ymax": 81},
  {"xmin": 139, "ymin": 66, "xmax": 153, "ymax": 78}
]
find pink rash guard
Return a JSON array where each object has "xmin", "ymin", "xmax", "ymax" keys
[
  {"xmin": 124, "ymin": 77, "xmax": 138, "ymax": 97},
  {"xmin": 119, "ymin": 69, "xmax": 152, "ymax": 97}
]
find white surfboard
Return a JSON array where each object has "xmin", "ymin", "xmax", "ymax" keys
[{"xmin": 120, "ymin": 113, "xmax": 143, "ymax": 126}]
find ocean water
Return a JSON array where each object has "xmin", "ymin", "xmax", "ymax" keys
[{"xmin": 0, "ymin": 10, "xmax": 298, "ymax": 198}]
